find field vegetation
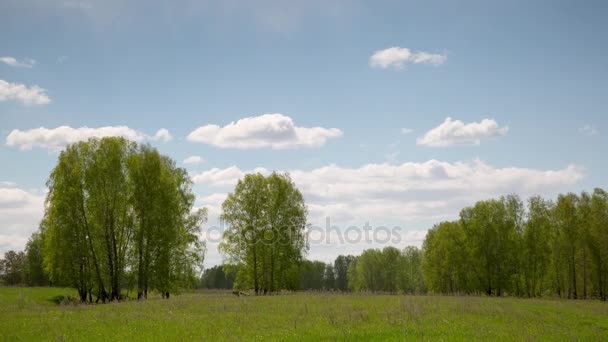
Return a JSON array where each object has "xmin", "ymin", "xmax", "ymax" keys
[{"xmin": 1, "ymin": 287, "xmax": 607, "ymax": 341}]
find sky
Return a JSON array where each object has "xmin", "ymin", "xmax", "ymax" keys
[{"xmin": 1, "ymin": 0, "xmax": 607, "ymax": 267}]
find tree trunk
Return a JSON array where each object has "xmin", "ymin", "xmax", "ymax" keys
[{"xmin": 253, "ymin": 244, "xmax": 259, "ymax": 295}]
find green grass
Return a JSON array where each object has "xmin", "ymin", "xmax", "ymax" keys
[{"xmin": 1, "ymin": 287, "xmax": 607, "ymax": 341}]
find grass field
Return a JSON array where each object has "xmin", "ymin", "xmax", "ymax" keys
[{"xmin": 1, "ymin": 287, "xmax": 607, "ymax": 341}]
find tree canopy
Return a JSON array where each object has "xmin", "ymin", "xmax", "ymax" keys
[
  {"xmin": 219, "ymin": 172, "xmax": 308, "ymax": 294},
  {"xmin": 41, "ymin": 137, "xmax": 206, "ymax": 302}
]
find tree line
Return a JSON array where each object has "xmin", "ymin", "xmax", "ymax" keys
[
  {"xmin": 201, "ymin": 248, "xmax": 425, "ymax": 294},
  {"xmin": 423, "ymin": 191, "xmax": 608, "ymax": 300},
  {"xmin": 3, "ymin": 140, "xmax": 607, "ymax": 302},
  {"xmin": 204, "ymin": 183, "xmax": 608, "ymax": 301}
]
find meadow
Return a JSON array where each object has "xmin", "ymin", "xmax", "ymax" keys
[{"xmin": 1, "ymin": 287, "xmax": 607, "ymax": 341}]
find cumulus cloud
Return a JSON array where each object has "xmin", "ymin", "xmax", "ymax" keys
[
  {"xmin": 192, "ymin": 166, "xmax": 270, "ymax": 186},
  {"xmin": 0, "ymin": 57, "xmax": 36, "ymax": 68},
  {"xmin": 152, "ymin": 128, "xmax": 173, "ymax": 142},
  {"xmin": 183, "ymin": 156, "xmax": 204, "ymax": 165},
  {"xmin": 192, "ymin": 160, "xmax": 583, "ymax": 225},
  {"xmin": 370, "ymin": 47, "xmax": 447, "ymax": 70},
  {"xmin": 0, "ymin": 187, "xmax": 45, "ymax": 254},
  {"xmin": 6, "ymin": 126, "xmax": 173, "ymax": 151},
  {"xmin": 187, "ymin": 114, "xmax": 342, "ymax": 149},
  {"xmin": 192, "ymin": 159, "xmax": 583, "ymax": 266},
  {"xmin": 0, "ymin": 79, "xmax": 50, "ymax": 105},
  {"xmin": 417, "ymin": 117, "xmax": 508, "ymax": 147}
]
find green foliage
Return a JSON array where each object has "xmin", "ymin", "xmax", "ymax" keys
[
  {"xmin": 347, "ymin": 246, "xmax": 426, "ymax": 294},
  {"xmin": 423, "ymin": 190, "xmax": 608, "ymax": 300},
  {"xmin": 0, "ymin": 250, "xmax": 26, "ymax": 285},
  {"xmin": 200, "ymin": 265, "xmax": 235, "ymax": 289},
  {"xmin": 334, "ymin": 255, "xmax": 355, "ymax": 291},
  {"xmin": 24, "ymin": 232, "xmax": 49, "ymax": 286},
  {"xmin": 219, "ymin": 172, "xmax": 308, "ymax": 294},
  {"xmin": 2, "ymin": 288, "xmax": 607, "ymax": 341},
  {"xmin": 41, "ymin": 137, "xmax": 205, "ymax": 302}
]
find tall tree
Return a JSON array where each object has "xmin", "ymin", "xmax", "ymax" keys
[
  {"xmin": 422, "ymin": 221, "xmax": 469, "ymax": 294},
  {"xmin": 590, "ymin": 189, "xmax": 608, "ymax": 300},
  {"xmin": 219, "ymin": 172, "xmax": 307, "ymax": 294},
  {"xmin": 554, "ymin": 193, "xmax": 580, "ymax": 299},
  {"xmin": 43, "ymin": 137, "xmax": 205, "ymax": 302},
  {"xmin": 522, "ymin": 196, "xmax": 552, "ymax": 297}
]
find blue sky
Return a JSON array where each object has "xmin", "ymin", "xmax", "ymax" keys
[{"xmin": 1, "ymin": 0, "xmax": 607, "ymax": 266}]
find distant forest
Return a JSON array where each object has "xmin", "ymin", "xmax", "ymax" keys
[{"xmin": 205, "ymin": 191, "xmax": 607, "ymax": 301}]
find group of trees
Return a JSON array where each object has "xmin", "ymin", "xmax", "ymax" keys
[
  {"xmin": 423, "ymin": 190, "xmax": 608, "ymax": 300},
  {"xmin": 0, "ymin": 234, "xmax": 49, "ymax": 287},
  {"xmin": 4, "ymin": 139, "xmax": 607, "ymax": 303},
  {"xmin": 22, "ymin": 137, "xmax": 207, "ymax": 302},
  {"xmin": 219, "ymin": 173, "xmax": 308, "ymax": 294},
  {"xmin": 348, "ymin": 246, "xmax": 425, "ymax": 293},
  {"xmin": 201, "ymin": 248, "xmax": 425, "ymax": 294}
]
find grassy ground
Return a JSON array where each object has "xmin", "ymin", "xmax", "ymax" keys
[{"xmin": 1, "ymin": 287, "xmax": 607, "ymax": 341}]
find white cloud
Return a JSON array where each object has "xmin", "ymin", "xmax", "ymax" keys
[
  {"xmin": 5, "ymin": 126, "xmax": 172, "ymax": 151},
  {"xmin": 0, "ymin": 57, "xmax": 36, "ymax": 68},
  {"xmin": 152, "ymin": 128, "xmax": 173, "ymax": 142},
  {"xmin": 579, "ymin": 124, "xmax": 598, "ymax": 136},
  {"xmin": 0, "ymin": 187, "xmax": 45, "ymax": 254},
  {"xmin": 194, "ymin": 159, "xmax": 583, "ymax": 266},
  {"xmin": 192, "ymin": 166, "xmax": 270, "ymax": 186},
  {"xmin": 370, "ymin": 47, "xmax": 447, "ymax": 70},
  {"xmin": 187, "ymin": 113, "xmax": 342, "ymax": 149},
  {"xmin": 0, "ymin": 79, "xmax": 51, "ymax": 105},
  {"xmin": 192, "ymin": 159, "xmax": 583, "ymax": 226},
  {"xmin": 183, "ymin": 156, "xmax": 204, "ymax": 165},
  {"xmin": 417, "ymin": 117, "xmax": 508, "ymax": 147},
  {"xmin": 401, "ymin": 128, "xmax": 414, "ymax": 134}
]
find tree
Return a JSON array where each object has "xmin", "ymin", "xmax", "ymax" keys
[
  {"xmin": 127, "ymin": 145, "xmax": 207, "ymax": 299},
  {"xmin": 323, "ymin": 264, "xmax": 336, "ymax": 290},
  {"xmin": 589, "ymin": 189, "xmax": 608, "ymax": 300},
  {"xmin": 334, "ymin": 255, "xmax": 355, "ymax": 292},
  {"xmin": 554, "ymin": 193, "xmax": 580, "ymax": 299},
  {"xmin": 400, "ymin": 246, "xmax": 425, "ymax": 294},
  {"xmin": 24, "ymin": 232, "xmax": 49, "ymax": 286},
  {"xmin": 460, "ymin": 197, "xmax": 519, "ymax": 296},
  {"xmin": 0, "ymin": 250, "xmax": 25, "ymax": 285},
  {"xmin": 219, "ymin": 172, "xmax": 308, "ymax": 294},
  {"xmin": 200, "ymin": 265, "xmax": 235, "ymax": 289},
  {"xmin": 42, "ymin": 137, "xmax": 205, "ymax": 302},
  {"xmin": 422, "ymin": 221, "xmax": 469, "ymax": 294},
  {"xmin": 522, "ymin": 196, "xmax": 552, "ymax": 297},
  {"xmin": 299, "ymin": 260, "xmax": 326, "ymax": 290}
]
